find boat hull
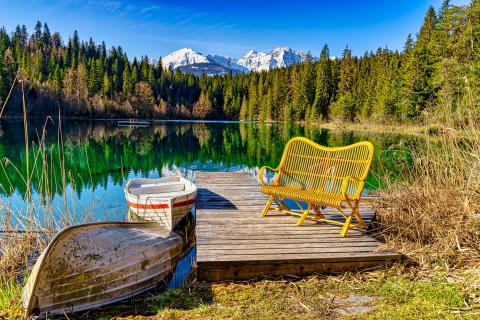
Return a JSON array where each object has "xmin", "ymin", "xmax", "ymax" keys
[
  {"xmin": 23, "ymin": 222, "xmax": 182, "ymax": 317},
  {"xmin": 124, "ymin": 177, "xmax": 197, "ymax": 230},
  {"xmin": 126, "ymin": 193, "xmax": 195, "ymax": 230}
]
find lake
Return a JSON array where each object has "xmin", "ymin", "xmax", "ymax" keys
[{"xmin": 0, "ymin": 119, "xmax": 420, "ymax": 230}]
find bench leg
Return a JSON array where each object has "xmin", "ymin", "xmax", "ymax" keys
[
  {"xmin": 352, "ymin": 203, "xmax": 366, "ymax": 228},
  {"xmin": 340, "ymin": 215, "xmax": 353, "ymax": 237},
  {"xmin": 313, "ymin": 204, "xmax": 325, "ymax": 219},
  {"xmin": 274, "ymin": 197, "xmax": 290, "ymax": 211},
  {"xmin": 261, "ymin": 195, "xmax": 274, "ymax": 217},
  {"xmin": 296, "ymin": 203, "xmax": 312, "ymax": 226}
]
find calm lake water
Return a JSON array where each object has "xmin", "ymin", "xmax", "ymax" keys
[{"xmin": 0, "ymin": 119, "xmax": 420, "ymax": 230}]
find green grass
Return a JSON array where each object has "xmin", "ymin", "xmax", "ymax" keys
[
  {"xmin": 0, "ymin": 276, "xmax": 24, "ymax": 319},
  {"xmin": 1, "ymin": 267, "xmax": 477, "ymax": 319},
  {"xmin": 103, "ymin": 269, "xmax": 477, "ymax": 320},
  {"xmin": 352, "ymin": 275, "xmax": 472, "ymax": 320}
]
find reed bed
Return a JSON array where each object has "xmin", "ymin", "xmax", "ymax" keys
[
  {"xmin": 0, "ymin": 74, "xmax": 98, "ymax": 318},
  {"xmin": 372, "ymin": 123, "xmax": 480, "ymax": 268}
]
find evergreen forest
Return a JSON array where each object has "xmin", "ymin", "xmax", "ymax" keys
[{"xmin": 0, "ymin": 1, "xmax": 479, "ymax": 126}]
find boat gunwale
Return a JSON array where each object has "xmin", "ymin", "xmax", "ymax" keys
[{"xmin": 124, "ymin": 176, "xmax": 197, "ymax": 202}]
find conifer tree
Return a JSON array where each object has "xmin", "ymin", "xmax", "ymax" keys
[
  {"xmin": 131, "ymin": 65, "xmax": 138, "ymax": 92},
  {"xmin": 0, "ymin": 6, "xmax": 478, "ymax": 124},
  {"xmin": 102, "ymin": 72, "xmax": 111, "ymax": 97},
  {"xmin": 239, "ymin": 94, "xmax": 248, "ymax": 120},
  {"xmin": 312, "ymin": 45, "xmax": 334, "ymax": 120},
  {"xmin": 71, "ymin": 30, "xmax": 80, "ymax": 69},
  {"xmin": 247, "ymin": 76, "xmax": 258, "ymax": 120},
  {"xmin": 122, "ymin": 64, "xmax": 132, "ymax": 95},
  {"xmin": 412, "ymin": 6, "xmax": 438, "ymax": 116}
]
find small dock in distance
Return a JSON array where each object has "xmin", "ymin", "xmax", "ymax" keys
[{"xmin": 195, "ymin": 171, "xmax": 400, "ymax": 282}]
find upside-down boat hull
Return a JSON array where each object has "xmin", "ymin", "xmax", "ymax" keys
[
  {"xmin": 22, "ymin": 222, "xmax": 182, "ymax": 317},
  {"xmin": 125, "ymin": 176, "xmax": 197, "ymax": 230}
]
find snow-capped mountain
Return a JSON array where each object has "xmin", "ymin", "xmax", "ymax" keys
[
  {"xmin": 209, "ymin": 55, "xmax": 248, "ymax": 73},
  {"xmin": 161, "ymin": 47, "xmax": 312, "ymax": 76},
  {"xmin": 238, "ymin": 47, "xmax": 311, "ymax": 72},
  {"xmin": 162, "ymin": 48, "xmax": 210, "ymax": 70},
  {"xmin": 161, "ymin": 48, "xmax": 246, "ymax": 76}
]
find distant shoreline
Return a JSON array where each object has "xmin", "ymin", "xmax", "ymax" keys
[{"xmin": 0, "ymin": 115, "xmax": 455, "ymax": 137}]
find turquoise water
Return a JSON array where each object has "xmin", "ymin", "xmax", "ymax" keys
[{"xmin": 0, "ymin": 119, "xmax": 420, "ymax": 229}]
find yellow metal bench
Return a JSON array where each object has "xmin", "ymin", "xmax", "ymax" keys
[{"xmin": 258, "ymin": 137, "xmax": 374, "ymax": 237}]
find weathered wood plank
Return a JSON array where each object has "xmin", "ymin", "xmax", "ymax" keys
[
  {"xmin": 196, "ymin": 260, "xmax": 390, "ymax": 282},
  {"xmin": 197, "ymin": 242, "xmax": 381, "ymax": 250},
  {"xmin": 196, "ymin": 238, "xmax": 380, "ymax": 245},
  {"xmin": 197, "ymin": 252, "xmax": 400, "ymax": 263},
  {"xmin": 195, "ymin": 171, "xmax": 400, "ymax": 282}
]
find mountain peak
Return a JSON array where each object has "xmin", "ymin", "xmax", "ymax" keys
[
  {"xmin": 162, "ymin": 48, "xmax": 209, "ymax": 70},
  {"xmin": 161, "ymin": 47, "xmax": 313, "ymax": 75},
  {"xmin": 238, "ymin": 47, "xmax": 311, "ymax": 72},
  {"xmin": 272, "ymin": 46, "xmax": 292, "ymax": 52},
  {"xmin": 177, "ymin": 48, "xmax": 199, "ymax": 54}
]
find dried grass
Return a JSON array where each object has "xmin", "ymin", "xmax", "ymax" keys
[{"xmin": 372, "ymin": 123, "xmax": 480, "ymax": 268}]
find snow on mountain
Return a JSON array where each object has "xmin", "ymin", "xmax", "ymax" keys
[
  {"xmin": 161, "ymin": 48, "xmax": 246, "ymax": 75},
  {"xmin": 161, "ymin": 47, "xmax": 312, "ymax": 75},
  {"xmin": 208, "ymin": 55, "xmax": 248, "ymax": 73},
  {"xmin": 162, "ymin": 48, "xmax": 210, "ymax": 70},
  {"xmin": 238, "ymin": 47, "xmax": 311, "ymax": 72}
]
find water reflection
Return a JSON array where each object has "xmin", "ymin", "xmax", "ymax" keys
[{"xmin": 0, "ymin": 120, "xmax": 421, "ymax": 229}]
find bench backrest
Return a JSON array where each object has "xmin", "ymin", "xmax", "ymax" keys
[{"xmin": 277, "ymin": 137, "xmax": 374, "ymax": 199}]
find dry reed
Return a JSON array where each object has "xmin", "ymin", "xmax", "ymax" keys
[
  {"xmin": 372, "ymin": 123, "xmax": 480, "ymax": 268},
  {"xmin": 0, "ymin": 72, "xmax": 97, "ymax": 317}
]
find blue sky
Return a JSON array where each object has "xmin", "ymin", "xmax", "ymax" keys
[{"xmin": 0, "ymin": 0, "xmax": 471, "ymax": 59}]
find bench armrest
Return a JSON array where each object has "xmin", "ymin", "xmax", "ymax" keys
[
  {"xmin": 258, "ymin": 166, "xmax": 280, "ymax": 186},
  {"xmin": 341, "ymin": 176, "xmax": 365, "ymax": 200}
]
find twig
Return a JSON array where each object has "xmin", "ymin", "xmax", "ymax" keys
[{"xmin": 289, "ymin": 295, "xmax": 311, "ymax": 312}]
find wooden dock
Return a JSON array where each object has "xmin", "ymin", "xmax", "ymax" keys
[{"xmin": 195, "ymin": 171, "xmax": 400, "ymax": 282}]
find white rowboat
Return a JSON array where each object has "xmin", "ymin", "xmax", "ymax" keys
[
  {"xmin": 124, "ymin": 176, "xmax": 197, "ymax": 230},
  {"xmin": 23, "ymin": 222, "xmax": 182, "ymax": 317}
]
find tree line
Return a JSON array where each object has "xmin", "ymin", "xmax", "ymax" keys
[{"xmin": 0, "ymin": 1, "xmax": 479, "ymax": 125}]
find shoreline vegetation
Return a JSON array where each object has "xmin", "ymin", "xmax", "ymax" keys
[
  {"xmin": 0, "ymin": 114, "xmax": 468, "ymax": 138},
  {"xmin": 1, "ymin": 1, "xmax": 480, "ymax": 319}
]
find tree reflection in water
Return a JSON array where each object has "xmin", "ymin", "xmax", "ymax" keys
[{"xmin": 0, "ymin": 119, "xmax": 421, "ymax": 229}]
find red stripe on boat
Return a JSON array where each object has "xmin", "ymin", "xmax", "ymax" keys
[{"xmin": 128, "ymin": 198, "xmax": 195, "ymax": 210}]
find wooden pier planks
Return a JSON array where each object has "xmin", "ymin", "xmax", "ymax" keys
[{"xmin": 195, "ymin": 171, "xmax": 400, "ymax": 281}]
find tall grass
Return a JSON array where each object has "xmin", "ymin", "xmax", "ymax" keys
[
  {"xmin": 373, "ymin": 123, "xmax": 480, "ymax": 268},
  {"xmin": 0, "ymin": 72, "xmax": 97, "ymax": 318}
]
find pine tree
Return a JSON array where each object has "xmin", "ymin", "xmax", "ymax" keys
[
  {"xmin": 289, "ymin": 66, "xmax": 300, "ymax": 120},
  {"xmin": 239, "ymin": 94, "xmax": 248, "ymax": 120},
  {"xmin": 332, "ymin": 46, "xmax": 356, "ymax": 120},
  {"xmin": 42, "ymin": 23, "xmax": 51, "ymax": 49},
  {"xmin": 102, "ymin": 72, "xmax": 111, "ymax": 97},
  {"xmin": 33, "ymin": 21, "xmax": 42, "ymax": 48},
  {"xmin": 0, "ymin": 12, "xmax": 478, "ymax": 124},
  {"xmin": 122, "ymin": 64, "xmax": 132, "ymax": 95},
  {"xmin": 247, "ymin": 76, "xmax": 258, "ymax": 120},
  {"xmin": 338, "ymin": 46, "xmax": 354, "ymax": 96},
  {"xmin": 312, "ymin": 45, "xmax": 334, "ymax": 121},
  {"xmin": 71, "ymin": 30, "xmax": 80, "ymax": 69},
  {"xmin": 295, "ymin": 59, "xmax": 315, "ymax": 121},
  {"xmin": 131, "ymin": 65, "xmax": 138, "ymax": 92},
  {"xmin": 412, "ymin": 6, "xmax": 438, "ymax": 116}
]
